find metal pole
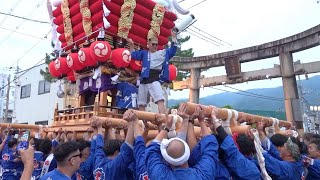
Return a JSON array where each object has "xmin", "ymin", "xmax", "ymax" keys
[{"xmin": 4, "ymin": 74, "xmax": 10, "ymax": 122}]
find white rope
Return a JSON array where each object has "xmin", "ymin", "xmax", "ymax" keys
[
  {"xmin": 252, "ymin": 129, "xmax": 272, "ymax": 180},
  {"xmin": 271, "ymin": 117, "xmax": 279, "ymax": 127},
  {"xmin": 231, "ymin": 109, "xmax": 238, "ymax": 125},
  {"xmin": 221, "ymin": 109, "xmax": 232, "ymax": 135}
]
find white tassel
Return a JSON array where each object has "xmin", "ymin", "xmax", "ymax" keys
[
  {"xmin": 131, "ymin": 93, "xmax": 137, "ymax": 108},
  {"xmin": 111, "ymin": 73, "xmax": 120, "ymax": 84}
]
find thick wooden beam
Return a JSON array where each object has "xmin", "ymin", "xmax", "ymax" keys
[
  {"xmin": 171, "ymin": 24, "xmax": 320, "ymax": 70},
  {"xmin": 173, "ymin": 61, "xmax": 320, "ymax": 90}
]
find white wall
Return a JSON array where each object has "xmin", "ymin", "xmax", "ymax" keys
[
  {"xmin": 14, "ymin": 64, "xmax": 64, "ymax": 125},
  {"xmin": 0, "ymin": 73, "xmax": 15, "ymax": 120}
]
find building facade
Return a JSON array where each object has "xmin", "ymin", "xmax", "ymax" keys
[
  {"xmin": 0, "ymin": 72, "xmax": 15, "ymax": 123},
  {"xmin": 13, "ymin": 64, "xmax": 64, "ymax": 125}
]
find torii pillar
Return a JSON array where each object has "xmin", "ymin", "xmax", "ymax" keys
[
  {"xmin": 279, "ymin": 52, "xmax": 303, "ymax": 130},
  {"xmin": 189, "ymin": 68, "xmax": 201, "ymax": 103}
]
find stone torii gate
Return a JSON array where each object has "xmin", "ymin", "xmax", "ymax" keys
[{"xmin": 171, "ymin": 24, "xmax": 320, "ymax": 130}]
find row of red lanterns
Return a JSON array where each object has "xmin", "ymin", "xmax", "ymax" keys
[{"xmin": 48, "ymin": 41, "xmax": 177, "ymax": 81}]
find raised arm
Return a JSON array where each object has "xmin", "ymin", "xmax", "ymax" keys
[
  {"xmin": 154, "ymin": 110, "xmax": 173, "ymax": 142},
  {"xmin": 166, "ymin": 31, "xmax": 178, "ymax": 58},
  {"xmin": 176, "ymin": 103, "xmax": 191, "ymax": 141},
  {"xmin": 145, "ymin": 110, "xmax": 174, "ymax": 179},
  {"xmin": 90, "ymin": 117, "xmax": 106, "ymax": 169},
  {"xmin": 127, "ymin": 38, "xmax": 144, "ymax": 60},
  {"xmin": 20, "ymin": 145, "xmax": 35, "ymax": 180}
]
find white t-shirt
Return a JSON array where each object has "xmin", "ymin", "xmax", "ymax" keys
[{"xmin": 149, "ymin": 50, "xmax": 166, "ymax": 70}]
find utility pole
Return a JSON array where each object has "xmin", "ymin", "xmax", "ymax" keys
[{"xmin": 4, "ymin": 74, "xmax": 10, "ymax": 122}]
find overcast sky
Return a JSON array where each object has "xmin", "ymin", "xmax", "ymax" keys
[{"xmin": 0, "ymin": 0, "xmax": 319, "ymax": 100}]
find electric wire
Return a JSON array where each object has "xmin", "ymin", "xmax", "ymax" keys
[
  {"xmin": 0, "ymin": 0, "xmax": 45, "ymax": 47},
  {"xmin": 0, "ymin": 58, "xmax": 46, "ymax": 92},
  {"xmin": 0, "ymin": 12, "xmax": 50, "ymax": 24},
  {"xmin": 0, "ymin": 0, "xmax": 23, "ymax": 26},
  {"xmin": 0, "ymin": 26, "xmax": 46, "ymax": 40},
  {"xmin": 209, "ymin": 86, "xmax": 284, "ymax": 102},
  {"xmin": 187, "ymin": 0, "xmax": 207, "ymax": 10},
  {"xmin": 185, "ymin": 30, "xmax": 220, "ymax": 46},
  {"xmin": 190, "ymin": 26, "xmax": 232, "ymax": 46},
  {"xmin": 187, "ymin": 28, "xmax": 224, "ymax": 46},
  {"xmin": 223, "ymin": 84, "xmax": 284, "ymax": 100}
]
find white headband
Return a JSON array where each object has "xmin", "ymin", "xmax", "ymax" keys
[{"xmin": 160, "ymin": 138, "xmax": 190, "ymax": 166}]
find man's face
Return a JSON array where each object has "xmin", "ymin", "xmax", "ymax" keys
[
  {"xmin": 279, "ymin": 144, "xmax": 290, "ymax": 159},
  {"xmin": 68, "ymin": 150, "xmax": 82, "ymax": 170},
  {"xmin": 308, "ymin": 143, "xmax": 320, "ymax": 159},
  {"xmin": 148, "ymin": 39, "xmax": 158, "ymax": 53}
]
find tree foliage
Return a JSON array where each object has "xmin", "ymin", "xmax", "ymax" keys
[
  {"xmin": 174, "ymin": 35, "xmax": 194, "ymax": 81},
  {"xmin": 40, "ymin": 43, "xmax": 57, "ymax": 82},
  {"xmin": 222, "ymin": 105, "xmax": 233, "ymax": 109}
]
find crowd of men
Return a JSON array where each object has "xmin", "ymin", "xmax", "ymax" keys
[
  {"xmin": 0, "ymin": 103, "xmax": 320, "ymax": 180},
  {"xmin": 1, "ymin": 31, "xmax": 319, "ymax": 179}
]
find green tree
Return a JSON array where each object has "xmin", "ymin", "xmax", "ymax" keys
[
  {"xmin": 175, "ymin": 35, "xmax": 194, "ymax": 81},
  {"xmin": 222, "ymin": 105, "xmax": 233, "ymax": 109},
  {"xmin": 40, "ymin": 42, "xmax": 57, "ymax": 82}
]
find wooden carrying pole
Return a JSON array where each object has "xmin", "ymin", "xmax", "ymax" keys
[
  {"xmin": 0, "ymin": 123, "xmax": 43, "ymax": 130},
  {"xmin": 183, "ymin": 102, "xmax": 292, "ymax": 129},
  {"xmin": 132, "ymin": 104, "xmax": 291, "ymax": 129}
]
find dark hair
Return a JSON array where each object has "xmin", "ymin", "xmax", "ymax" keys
[
  {"xmin": 236, "ymin": 134, "xmax": 255, "ymax": 156},
  {"xmin": 54, "ymin": 141, "xmax": 79, "ymax": 162},
  {"xmin": 270, "ymin": 134, "xmax": 288, "ymax": 147},
  {"xmin": 39, "ymin": 139, "xmax": 52, "ymax": 156},
  {"xmin": 33, "ymin": 138, "xmax": 42, "ymax": 151},
  {"xmin": 310, "ymin": 139, "xmax": 320, "ymax": 151},
  {"xmin": 77, "ymin": 140, "xmax": 91, "ymax": 152},
  {"xmin": 303, "ymin": 133, "xmax": 320, "ymax": 142},
  {"xmin": 8, "ymin": 138, "xmax": 18, "ymax": 148},
  {"xmin": 104, "ymin": 139, "xmax": 124, "ymax": 156},
  {"xmin": 290, "ymin": 136, "xmax": 305, "ymax": 154}
]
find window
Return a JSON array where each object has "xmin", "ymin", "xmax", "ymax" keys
[
  {"xmin": 20, "ymin": 84, "xmax": 31, "ymax": 99},
  {"xmin": 38, "ymin": 80, "xmax": 51, "ymax": 95},
  {"xmin": 35, "ymin": 121, "xmax": 48, "ymax": 125}
]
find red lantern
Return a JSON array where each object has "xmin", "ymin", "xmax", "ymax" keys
[
  {"xmin": 67, "ymin": 71, "xmax": 76, "ymax": 82},
  {"xmin": 78, "ymin": 47, "xmax": 96, "ymax": 67},
  {"xmin": 90, "ymin": 41, "xmax": 112, "ymax": 62},
  {"xmin": 67, "ymin": 53, "xmax": 84, "ymax": 71},
  {"xmin": 55, "ymin": 57, "xmax": 71, "ymax": 75},
  {"xmin": 48, "ymin": 60, "xmax": 60, "ymax": 78},
  {"xmin": 129, "ymin": 59, "xmax": 142, "ymax": 71},
  {"xmin": 111, "ymin": 48, "xmax": 131, "ymax": 68},
  {"xmin": 169, "ymin": 64, "xmax": 178, "ymax": 81}
]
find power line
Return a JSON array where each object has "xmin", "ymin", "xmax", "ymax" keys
[
  {"xmin": 187, "ymin": 28, "xmax": 224, "ymax": 46},
  {"xmin": 11, "ymin": 40, "xmax": 45, "ymax": 67},
  {"xmin": 185, "ymin": 30, "xmax": 220, "ymax": 47},
  {"xmin": 0, "ymin": 1, "xmax": 45, "ymax": 47},
  {"xmin": 209, "ymin": 86, "xmax": 284, "ymax": 102},
  {"xmin": 0, "ymin": 58, "xmax": 46, "ymax": 92},
  {"xmin": 223, "ymin": 84, "xmax": 284, "ymax": 101},
  {"xmin": 0, "ymin": 12, "xmax": 50, "ymax": 24},
  {"xmin": 190, "ymin": 26, "xmax": 232, "ymax": 46},
  {"xmin": 187, "ymin": 0, "xmax": 207, "ymax": 10},
  {"xmin": 0, "ymin": 26, "xmax": 46, "ymax": 40},
  {"xmin": 0, "ymin": 0, "xmax": 23, "ymax": 26}
]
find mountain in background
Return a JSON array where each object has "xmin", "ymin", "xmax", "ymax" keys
[{"xmin": 168, "ymin": 75, "xmax": 320, "ymax": 112}]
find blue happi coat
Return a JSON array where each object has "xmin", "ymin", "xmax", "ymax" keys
[
  {"xmin": 145, "ymin": 135, "xmax": 218, "ymax": 180},
  {"xmin": 131, "ymin": 42, "xmax": 177, "ymax": 83},
  {"xmin": 306, "ymin": 159, "xmax": 320, "ymax": 180},
  {"xmin": 220, "ymin": 136, "xmax": 261, "ymax": 180},
  {"xmin": 93, "ymin": 134, "xmax": 134, "ymax": 180}
]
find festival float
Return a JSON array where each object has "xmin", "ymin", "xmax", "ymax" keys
[{"xmin": 0, "ymin": 0, "xmax": 293, "ymax": 139}]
